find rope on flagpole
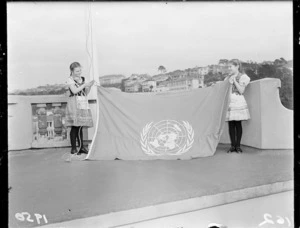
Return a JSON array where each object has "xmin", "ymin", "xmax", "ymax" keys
[
  {"xmin": 86, "ymin": 3, "xmax": 93, "ymax": 81},
  {"xmin": 86, "ymin": 2, "xmax": 100, "ymax": 85}
]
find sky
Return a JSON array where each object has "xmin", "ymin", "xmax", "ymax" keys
[{"xmin": 7, "ymin": 1, "xmax": 293, "ymax": 91}]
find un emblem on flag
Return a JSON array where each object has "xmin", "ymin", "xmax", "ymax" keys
[{"xmin": 140, "ymin": 120, "xmax": 194, "ymax": 156}]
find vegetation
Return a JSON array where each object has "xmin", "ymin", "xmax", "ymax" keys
[
  {"xmin": 204, "ymin": 61, "xmax": 293, "ymax": 110},
  {"xmin": 204, "ymin": 71, "xmax": 223, "ymax": 85},
  {"xmin": 245, "ymin": 64, "xmax": 293, "ymax": 110},
  {"xmin": 9, "ymin": 84, "xmax": 68, "ymax": 96},
  {"xmin": 101, "ymin": 83, "xmax": 122, "ymax": 90},
  {"xmin": 158, "ymin": 65, "xmax": 167, "ymax": 74},
  {"xmin": 9, "ymin": 59, "xmax": 293, "ymax": 110}
]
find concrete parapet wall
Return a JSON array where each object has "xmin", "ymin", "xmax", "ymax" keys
[
  {"xmin": 8, "ymin": 95, "xmax": 97, "ymax": 150},
  {"xmin": 8, "ymin": 96, "xmax": 33, "ymax": 150},
  {"xmin": 8, "ymin": 78, "xmax": 293, "ymax": 150},
  {"xmin": 220, "ymin": 78, "xmax": 293, "ymax": 149}
]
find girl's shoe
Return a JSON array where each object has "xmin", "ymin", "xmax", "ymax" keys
[
  {"xmin": 227, "ymin": 146, "xmax": 236, "ymax": 153},
  {"xmin": 236, "ymin": 147, "xmax": 243, "ymax": 153},
  {"xmin": 79, "ymin": 147, "xmax": 89, "ymax": 154},
  {"xmin": 70, "ymin": 148, "xmax": 77, "ymax": 154}
]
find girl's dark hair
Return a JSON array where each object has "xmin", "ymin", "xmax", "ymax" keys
[
  {"xmin": 69, "ymin": 62, "xmax": 81, "ymax": 75},
  {"xmin": 229, "ymin": 59, "xmax": 244, "ymax": 74}
]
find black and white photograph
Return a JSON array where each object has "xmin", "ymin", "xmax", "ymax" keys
[{"xmin": 7, "ymin": 1, "xmax": 294, "ymax": 228}]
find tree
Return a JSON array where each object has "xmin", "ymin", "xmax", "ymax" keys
[
  {"xmin": 277, "ymin": 68, "xmax": 293, "ymax": 110},
  {"xmin": 204, "ymin": 71, "xmax": 223, "ymax": 85},
  {"xmin": 257, "ymin": 65, "xmax": 277, "ymax": 79},
  {"xmin": 158, "ymin": 65, "xmax": 166, "ymax": 74},
  {"xmin": 274, "ymin": 58, "xmax": 287, "ymax": 66},
  {"xmin": 252, "ymin": 64, "xmax": 293, "ymax": 110},
  {"xmin": 280, "ymin": 57, "xmax": 287, "ymax": 64},
  {"xmin": 244, "ymin": 68, "xmax": 260, "ymax": 81},
  {"xmin": 120, "ymin": 79, "xmax": 127, "ymax": 92}
]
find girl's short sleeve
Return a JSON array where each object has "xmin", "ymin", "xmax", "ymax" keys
[
  {"xmin": 239, "ymin": 74, "xmax": 250, "ymax": 87},
  {"xmin": 66, "ymin": 77, "xmax": 75, "ymax": 86}
]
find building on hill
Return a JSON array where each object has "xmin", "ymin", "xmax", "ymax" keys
[
  {"xmin": 207, "ymin": 64, "xmax": 229, "ymax": 75},
  {"xmin": 153, "ymin": 78, "xmax": 199, "ymax": 92},
  {"xmin": 168, "ymin": 72, "xmax": 187, "ymax": 81},
  {"xmin": 122, "ymin": 74, "xmax": 151, "ymax": 92},
  {"xmin": 218, "ymin": 59, "xmax": 229, "ymax": 66},
  {"xmin": 152, "ymin": 74, "xmax": 170, "ymax": 82},
  {"xmin": 168, "ymin": 78, "xmax": 199, "ymax": 91},
  {"xmin": 124, "ymin": 81, "xmax": 142, "ymax": 93},
  {"xmin": 153, "ymin": 81, "xmax": 169, "ymax": 93},
  {"xmin": 141, "ymin": 80, "xmax": 157, "ymax": 92},
  {"xmin": 99, "ymin": 75, "xmax": 126, "ymax": 86},
  {"xmin": 128, "ymin": 74, "xmax": 151, "ymax": 81},
  {"xmin": 209, "ymin": 64, "xmax": 222, "ymax": 74},
  {"xmin": 198, "ymin": 75, "xmax": 205, "ymax": 88},
  {"xmin": 198, "ymin": 66, "xmax": 209, "ymax": 76},
  {"xmin": 219, "ymin": 65, "xmax": 230, "ymax": 75},
  {"xmin": 262, "ymin": 61, "xmax": 274, "ymax": 65},
  {"xmin": 186, "ymin": 68, "xmax": 198, "ymax": 77},
  {"xmin": 163, "ymin": 67, "xmax": 206, "ymax": 89}
]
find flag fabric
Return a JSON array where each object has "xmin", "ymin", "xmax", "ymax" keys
[{"xmin": 86, "ymin": 80, "xmax": 231, "ymax": 160}]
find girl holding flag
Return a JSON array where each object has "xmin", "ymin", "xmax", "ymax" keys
[
  {"xmin": 225, "ymin": 59, "xmax": 251, "ymax": 153},
  {"xmin": 65, "ymin": 62, "xmax": 94, "ymax": 155}
]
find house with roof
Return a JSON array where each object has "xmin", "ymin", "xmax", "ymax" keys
[
  {"xmin": 141, "ymin": 80, "xmax": 157, "ymax": 92},
  {"xmin": 124, "ymin": 81, "xmax": 142, "ymax": 93},
  {"xmin": 218, "ymin": 59, "xmax": 229, "ymax": 66},
  {"xmin": 262, "ymin": 61, "xmax": 274, "ymax": 65},
  {"xmin": 167, "ymin": 78, "xmax": 199, "ymax": 91},
  {"xmin": 152, "ymin": 74, "xmax": 170, "ymax": 82},
  {"xmin": 198, "ymin": 66, "xmax": 209, "ymax": 75},
  {"xmin": 99, "ymin": 75, "xmax": 126, "ymax": 86}
]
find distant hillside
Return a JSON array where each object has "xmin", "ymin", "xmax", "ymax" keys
[
  {"xmin": 99, "ymin": 74, "xmax": 126, "ymax": 79},
  {"xmin": 9, "ymin": 58, "xmax": 293, "ymax": 110},
  {"xmin": 9, "ymin": 84, "xmax": 68, "ymax": 96}
]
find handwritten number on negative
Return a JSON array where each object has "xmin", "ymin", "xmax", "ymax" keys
[
  {"xmin": 15, "ymin": 212, "xmax": 48, "ymax": 224},
  {"xmin": 259, "ymin": 213, "xmax": 292, "ymax": 227}
]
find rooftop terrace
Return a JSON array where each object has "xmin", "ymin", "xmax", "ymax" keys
[{"xmin": 9, "ymin": 144, "xmax": 293, "ymax": 228}]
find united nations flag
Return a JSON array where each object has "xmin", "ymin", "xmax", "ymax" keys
[{"xmin": 87, "ymin": 80, "xmax": 231, "ymax": 160}]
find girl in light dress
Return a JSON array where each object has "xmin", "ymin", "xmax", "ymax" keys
[
  {"xmin": 225, "ymin": 59, "xmax": 251, "ymax": 153},
  {"xmin": 65, "ymin": 62, "xmax": 94, "ymax": 155}
]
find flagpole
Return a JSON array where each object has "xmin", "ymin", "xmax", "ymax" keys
[{"xmin": 86, "ymin": 2, "xmax": 100, "ymax": 159}]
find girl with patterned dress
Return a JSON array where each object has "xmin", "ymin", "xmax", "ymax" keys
[
  {"xmin": 65, "ymin": 62, "xmax": 94, "ymax": 155},
  {"xmin": 225, "ymin": 59, "xmax": 251, "ymax": 153}
]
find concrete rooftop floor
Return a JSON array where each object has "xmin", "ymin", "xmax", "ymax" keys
[{"xmin": 8, "ymin": 144, "xmax": 293, "ymax": 228}]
